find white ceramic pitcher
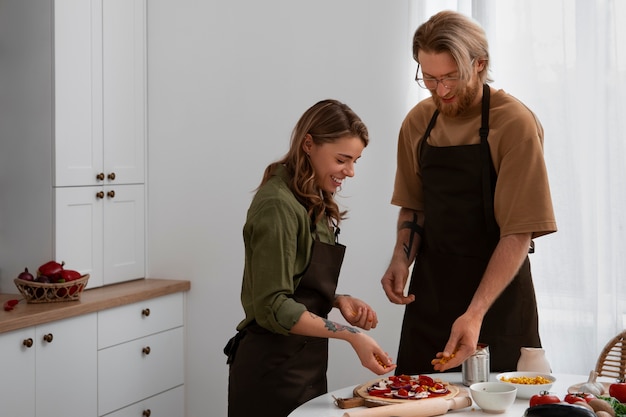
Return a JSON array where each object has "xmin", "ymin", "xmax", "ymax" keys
[{"xmin": 516, "ymin": 347, "xmax": 552, "ymax": 373}]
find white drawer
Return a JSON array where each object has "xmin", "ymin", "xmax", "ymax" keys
[
  {"xmin": 98, "ymin": 292, "xmax": 183, "ymax": 348},
  {"xmin": 101, "ymin": 385, "xmax": 184, "ymax": 417},
  {"xmin": 98, "ymin": 327, "xmax": 184, "ymax": 415}
]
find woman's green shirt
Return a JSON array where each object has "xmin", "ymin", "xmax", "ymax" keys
[{"xmin": 237, "ymin": 165, "xmax": 335, "ymax": 335}]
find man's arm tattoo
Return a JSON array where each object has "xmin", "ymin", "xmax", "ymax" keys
[{"xmin": 400, "ymin": 212, "xmax": 423, "ymax": 260}]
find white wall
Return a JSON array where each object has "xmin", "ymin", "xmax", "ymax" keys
[{"xmin": 146, "ymin": 1, "xmax": 416, "ymax": 416}]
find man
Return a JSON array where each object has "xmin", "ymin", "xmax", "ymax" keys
[{"xmin": 381, "ymin": 10, "xmax": 557, "ymax": 374}]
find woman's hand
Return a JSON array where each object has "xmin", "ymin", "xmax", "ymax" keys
[
  {"xmin": 349, "ymin": 332, "xmax": 397, "ymax": 375},
  {"xmin": 335, "ymin": 295, "xmax": 378, "ymax": 330},
  {"xmin": 290, "ymin": 309, "xmax": 394, "ymax": 375}
]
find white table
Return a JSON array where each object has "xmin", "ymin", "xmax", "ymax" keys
[{"xmin": 288, "ymin": 372, "xmax": 597, "ymax": 417}]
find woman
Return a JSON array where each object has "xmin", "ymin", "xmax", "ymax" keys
[{"xmin": 225, "ymin": 99, "xmax": 395, "ymax": 417}]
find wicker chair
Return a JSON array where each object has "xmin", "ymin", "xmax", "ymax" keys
[{"xmin": 595, "ymin": 330, "xmax": 626, "ymax": 381}]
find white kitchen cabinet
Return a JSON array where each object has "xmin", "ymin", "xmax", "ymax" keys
[
  {"xmin": 54, "ymin": 0, "xmax": 147, "ymax": 289},
  {"xmin": 97, "ymin": 292, "xmax": 184, "ymax": 348},
  {"xmin": 0, "ymin": 327, "xmax": 36, "ymax": 416},
  {"xmin": 55, "ymin": 184, "xmax": 145, "ymax": 288},
  {"xmin": 0, "ymin": 0, "xmax": 146, "ymax": 293},
  {"xmin": 54, "ymin": 0, "xmax": 146, "ymax": 188},
  {"xmin": 98, "ymin": 293, "xmax": 185, "ymax": 416},
  {"xmin": 99, "ymin": 328, "xmax": 184, "ymax": 415},
  {"xmin": 103, "ymin": 386, "xmax": 184, "ymax": 417},
  {"xmin": 0, "ymin": 314, "xmax": 97, "ymax": 417}
]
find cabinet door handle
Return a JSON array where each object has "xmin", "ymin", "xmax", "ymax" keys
[
  {"xmin": 107, "ymin": 172, "xmax": 116, "ymax": 181},
  {"xmin": 96, "ymin": 191, "xmax": 105, "ymax": 199},
  {"xmin": 96, "ymin": 172, "xmax": 105, "ymax": 181},
  {"xmin": 23, "ymin": 338, "xmax": 33, "ymax": 348},
  {"xmin": 142, "ymin": 308, "xmax": 150, "ymax": 317},
  {"xmin": 107, "ymin": 190, "xmax": 115, "ymax": 198},
  {"xmin": 43, "ymin": 333, "xmax": 54, "ymax": 343},
  {"xmin": 142, "ymin": 346, "xmax": 151, "ymax": 355},
  {"xmin": 142, "ymin": 409, "xmax": 151, "ymax": 417}
]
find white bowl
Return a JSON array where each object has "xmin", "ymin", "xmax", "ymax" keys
[
  {"xmin": 496, "ymin": 371, "xmax": 556, "ymax": 399},
  {"xmin": 469, "ymin": 382, "xmax": 517, "ymax": 413}
]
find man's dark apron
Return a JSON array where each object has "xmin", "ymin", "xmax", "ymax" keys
[
  {"xmin": 226, "ymin": 231, "xmax": 345, "ymax": 417},
  {"xmin": 396, "ymin": 85, "xmax": 541, "ymax": 375}
]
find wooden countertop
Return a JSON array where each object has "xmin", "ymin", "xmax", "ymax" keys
[{"xmin": 0, "ymin": 278, "xmax": 190, "ymax": 334}]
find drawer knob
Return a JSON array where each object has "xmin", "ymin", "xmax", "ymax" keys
[
  {"xmin": 23, "ymin": 338, "xmax": 33, "ymax": 348},
  {"xmin": 43, "ymin": 333, "xmax": 54, "ymax": 343},
  {"xmin": 107, "ymin": 190, "xmax": 116, "ymax": 198},
  {"xmin": 142, "ymin": 346, "xmax": 151, "ymax": 355},
  {"xmin": 142, "ymin": 308, "xmax": 151, "ymax": 317},
  {"xmin": 142, "ymin": 409, "xmax": 151, "ymax": 417},
  {"xmin": 96, "ymin": 191, "xmax": 105, "ymax": 199},
  {"xmin": 96, "ymin": 172, "xmax": 105, "ymax": 181},
  {"xmin": 108, "ymin": 172, "xmax": 116, "ymax": 181}
]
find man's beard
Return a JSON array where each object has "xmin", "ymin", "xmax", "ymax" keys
[{"xmin": 432, "ymin": 80, "xmax": 481, "ymax": 117}]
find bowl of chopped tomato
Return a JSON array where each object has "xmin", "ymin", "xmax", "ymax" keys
[{"xmin": 496, "ymin": 372, "xmax": 556, "ymax": 399}]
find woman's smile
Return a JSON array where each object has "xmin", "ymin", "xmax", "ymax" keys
[
  {"xmin": 306, "ymin": 135, "xmax": 364, "ymax": 194},
  {"xmin": 331, "ymin": 175, "xmax": 344, "ymax": 188}
]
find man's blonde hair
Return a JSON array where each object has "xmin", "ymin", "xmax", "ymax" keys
[{"xmin": 413, "ymin": 10, "xmax": 492, "ymax": 84}]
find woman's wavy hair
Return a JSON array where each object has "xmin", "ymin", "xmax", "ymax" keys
[
  {"xmin": 413, "ymin": 10, "xmax": 492, "ymax": 84},
  {"xmin": 260, "ymin": 99, "xmax": 369, "ymax": 227}
]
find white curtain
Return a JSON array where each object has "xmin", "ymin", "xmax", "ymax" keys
[{"xmin": 410, "ymin": 0, "xmax": 626, "ymax": 375}]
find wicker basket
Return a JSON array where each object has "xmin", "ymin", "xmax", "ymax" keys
[{"xmin": 13, "ymin": 274, "xmax": 89, "ymax": 303}]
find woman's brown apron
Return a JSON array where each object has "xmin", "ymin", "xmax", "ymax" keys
[
  {"xmin": 226, "ymin": 232, "xmax": 345, "ymax": 417},
  {"xmin": 395, "ymin": 85, "xmax": 541, "ymax": 375}
]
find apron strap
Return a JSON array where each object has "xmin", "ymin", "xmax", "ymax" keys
[
  {"xmin": 418, "ymin": 109, "xmax": 440, "ymax": 167},
  {"xmin": 479, "ymin": 84, "xmax": 497, "ymax": 236}
]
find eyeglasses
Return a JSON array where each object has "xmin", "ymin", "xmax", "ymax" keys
[{"xmin": 414, "ymin": 63, "xmax": 461, "ymax": 90}]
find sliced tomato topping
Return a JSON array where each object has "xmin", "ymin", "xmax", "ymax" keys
[
  {"xmin": 418, "ymin": 375, "xmax": 435, "ymax": 386},
  {"xmin": 429, "ymin": 383, "xmax": 449, "ymax": 395}
]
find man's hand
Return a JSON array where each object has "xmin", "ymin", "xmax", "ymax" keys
[
  {"xmin": 432, "ymin": 312, "xmax": 482, "ymax": 371},
  {"xmin": 381, "ymin": 262, "xmax": 415, "ymax": 305}
]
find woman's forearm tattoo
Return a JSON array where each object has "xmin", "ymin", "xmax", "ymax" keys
[
  {"xmin": 305, "ymin": 311, "xmax": 360, "ymax": 334},
  {"xmin": 323, "ymin": 317, "xmax": 360, "ymax": 334}
]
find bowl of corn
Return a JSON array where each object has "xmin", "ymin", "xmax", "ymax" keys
[{"xmin": 496, "ymin": 372, "xmax": 556, "ymax": 399}]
